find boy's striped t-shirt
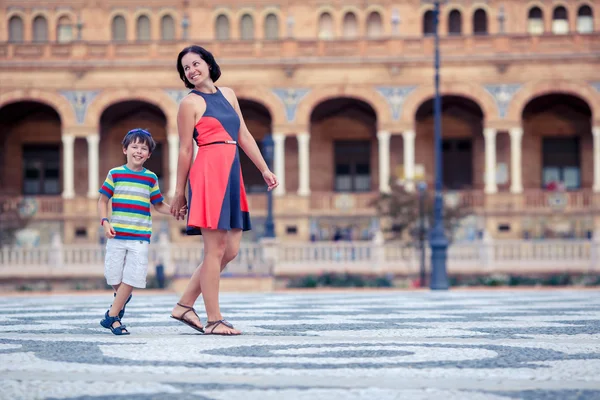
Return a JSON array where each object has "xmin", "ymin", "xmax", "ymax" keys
[{"xmin": 99, "ymin": 165, "xmax": 164, "ymax": 242}]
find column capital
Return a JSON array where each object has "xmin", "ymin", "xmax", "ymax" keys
[
  {"xmin": 376, "ymin": 130, "xmax": 391, "ymax": 140},
  {"xmin": 402, "ymin": 130, "xmax": 415, "ymax": 140},
  {"xmin": 272, "ymin": 132, "xmax": 286, "ymax": 142},
  {"xmin": 86, "ymin": 133, "xmax": 100, "ymax": 144},
  {"xmin": 297, "ymin": 132, "xmax": 310, "ymax": 140},
  {"xmin": 593, "ymin": 127, "xmax": 600, "ymax": 138},
  {"xmin": 61, "ymin": 133, "xmax": 76, "ymax": 144},
  {"xmin": 483, "ymin": 127, "xmax": 497, "ymax": 139},
  {"xmin": 509, "ymin": 127, "xmax": 523, "ymax": 139}
]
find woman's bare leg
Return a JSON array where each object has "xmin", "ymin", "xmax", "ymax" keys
[{"xmin": 171, "ymin": 230, "xmax": 242, "ymax": 330}]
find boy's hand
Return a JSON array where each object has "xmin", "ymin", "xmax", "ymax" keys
[
  {"xmin": 103, "ymin": 222, "xmax": 116, "ymax": 239},
  {"xmin": 178, "ymin": 205, "xmax": 187, "ymax": 218}
]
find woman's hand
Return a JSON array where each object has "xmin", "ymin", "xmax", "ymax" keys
[
  {"xmin": 170, "ymin": 193, "xmax": 187, "ymax": 221},
  {"xmin": 262, "ymin": 170, "xmax": 279, "ymax": 191}
]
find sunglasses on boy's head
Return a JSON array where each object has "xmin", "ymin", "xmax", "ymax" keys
[{"xmin": 127, "ymin": 129, "xmax": 152, "ymax": 137}]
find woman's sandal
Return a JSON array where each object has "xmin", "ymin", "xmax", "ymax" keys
[
  {"xmin": 204, "ymin": 319, "xmax": 240, "ymax": 336},
  {"xmin": 100, "ymin": 311, "xmax": 130, "ymax": 336},
  {"xmin": 170, "ymin": 303, "xmax": 205, "ymax": 333}
]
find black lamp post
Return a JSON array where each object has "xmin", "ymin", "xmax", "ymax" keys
[
  {"xmin": 417, "ymin": 181, "xmax": 428, "ymax": 287},
  {"xmin": 429, "ymin": 0, "xmax": 449, "ymax": 290},
  {"xmin": 261, "ymin": 134, "xmax": 276, "ymax": 238}
]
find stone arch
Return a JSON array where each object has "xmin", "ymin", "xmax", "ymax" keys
[
  {"xmin": 401, "ymin": 83, "xmax": 499, "ymax": 123},
  {"xmin": 85, "ymin": 89, "xmax": 177, "ymax": 130},
  {"xmin": 296, "ymin": 86, "xmax": 391, "ymax": 128},
  {"xmin": 233, "ymin": 87, "xmax": 286, "ymax": 127},
  {"xmin": 54, "ymin": 10, "xmax": 78, "ymax": 27},
  {"xmin": 0, "ymin": 89, "xmax": 76, "ymax": 128},
  {"xmin": 506, "ymin": 81, "xmax": 599, "ymax": 121}
]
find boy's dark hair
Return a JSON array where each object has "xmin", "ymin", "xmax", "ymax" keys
[
  {"xmin": 122, "ymin": 128, "xmax": 156, "ymax": 153},
  {"xmin": 177, "ymin": 45, "xmax": 221, "ymax": 89}
]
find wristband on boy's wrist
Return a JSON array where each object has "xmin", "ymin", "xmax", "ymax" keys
[{"xmin": 101, "ymin": 218, "xmax": 109, "ymax": 226}]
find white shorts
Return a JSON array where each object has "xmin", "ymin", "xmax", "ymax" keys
[{"xmin": 104, "ymin": 238, "xmax": 149, "ymax": 288}]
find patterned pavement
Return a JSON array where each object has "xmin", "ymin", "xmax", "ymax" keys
[{"xmin": 1, "ymin": 290, "xmax": 600, "ymax": 399}]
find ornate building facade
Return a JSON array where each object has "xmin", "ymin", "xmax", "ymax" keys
[{"xmin": 0, "ymin": 0, "xmax": 599, "ymax": 245}]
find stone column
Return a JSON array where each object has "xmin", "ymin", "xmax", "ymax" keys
[
  {"xmin": 61, "ymin": 134, "xmax": 75, "ymax": 199},
  {"xmin": 377, "ymin": 131, "xmax": 391, "ymax": 193},
  {"xmin": 297, "ymin": 132, "xmax": 310, "ymax": 196},
  {"xmin": 509, "ymin": 127, "xmax": 524, "ymax": 194},
  {"xmin": 402, "ymin": 130, "xmax": 416, "ymax": 192},
  {"xmin": 86, "ymin": 134, "xmax": 100, "ymax": 198},
  {"xmin": 484, "ymin": 128, "xmax": 498, "ymax": 194},
  {"xmin": 167, "ymin": 134, "xmax": 179, "ymax": 198},
  {"xmin": 594, "ymin": 127, "xmax": 600, "ymax": 193},
  {"xmin": 273, "ymin": 133, "xmax": 286, "ymax": 196}
]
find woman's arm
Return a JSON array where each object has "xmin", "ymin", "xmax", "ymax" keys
[{"xmin": 170, "ymin": 96, "xmax": 205, "ymax": 219}]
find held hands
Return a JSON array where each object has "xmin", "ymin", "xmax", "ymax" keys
[
  {"xmin": 170, "ymin": 193, "xmax": 188, "ymax": 221},
  {"xmin": 103, "ymin": 222, "xmax": 116, "ymax": 239},
  {"xmin": 262, "ymin": 170, "xmax": 279, "ymax": 191}
]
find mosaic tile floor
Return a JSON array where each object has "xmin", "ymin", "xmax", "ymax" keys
[{"xmin": 1, "ymin": 290, "xmax": 600, "ymax": 399}]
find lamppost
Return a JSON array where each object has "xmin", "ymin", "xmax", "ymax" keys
[
  {"xmin": 417, "ymin": 181, "xmax": 428, "ymax": 287},
  {"xmin": 428, "ymin": 0, "xmax": 449, "ymax": 290},
  {"xmin": 261, "ymin": 134, "xmax": 276, "ymax": 238}
]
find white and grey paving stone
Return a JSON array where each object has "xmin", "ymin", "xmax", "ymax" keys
[{"xmin": 1, "ymin": 290, "xmax": 600, "ymax": 399}]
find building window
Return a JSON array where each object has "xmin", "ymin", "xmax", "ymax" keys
[
  {"xmin": 57, "ymin": 16, "xmax": 73, "ymax": 43},
  {"xmin": 318, "ymin": 12, "xmax": 334, "ymax": 39},
  {"xmin": 137, "ymin": 15, "xmax": 151, "ymax": 41},
  {"xmin": 473, "ymin": 9, "xmax": 488, "ymax": 35},
  {"xmin": 215, "ymin": 14, "xmax": 230, "ymax": 40},
  {"xmin": 423, "ymin": 10, "xmax": 435, "ymax": 35},
  {"xmin": 366, "ymin": 11, "xmax": 383, "ymax": 38},
  {"xmin": 543, "ymin": 138, "xmax": 580, "ymax": 190},
  {"xmin": 22, "ymin": 146, "xmax": 60, "ymax": 195},
  {"xmin": 577, "ymin": 5, "xmax": 594, "ymax": 33},
  {"xmin": 528, "ymin": 7, "xmax": 544, "ymax": 35},
  {"xmin": 552, "ymin": 6, "xmax": 569, "ymax": 34},
  {"xmin": 448, "ymin": 9, "xmax": 462, "ymax": 35},
  {"xmin": 112, "ymin": 15, "xmax": 127, "ymax": 41},
  {"xmin": 264, "ymin": 13, "xmax": 279, "ymax": 40},
  {"xmin": 240, "ymin": 14, "xmax": 254, "ymax": 40},
  {"xmin": 342, "ymin": 12, "xmax": 358, "ymax": 38},
  {"xmin": 161, "ymin": 15, "xmax": 175, "ymax": 40},
  {"xmin": 334, "ymin": 141, "xmax": 371, "ymax": 192},
  {"xmin": 8, "ymin": 15, "xmax": 24, "ymax": 43},
  {"xmin": 33, "ymin": 16, "xmax": 48, "ymax": 42}
]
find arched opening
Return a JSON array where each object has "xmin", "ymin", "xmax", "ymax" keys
[
  {"xmin": 237, "ymin": 100, "xmax": 272, "ymax": 193},
  {"xmin": 161, "ymin": 15, "xmax": 175, "ymax": 40},
  {"xmin": 136, "ymin": 15, "xmax": 151, "ymax": 41},
  {"xmin": 528, "ymin": 7, "xmax": 544, "ymax": 35},
  {"xmin": 57, "ymin": 15, "xmax": 73, "ymax": 43},
  {"xmin": 473, "ymin": 9, "xmax": 488, "ymax": 35},
  {"xmin": 577, "ymin": 5, "xmax": 594, "ymax": 33},
  {"xmin": 423, "ymin": 10, "xmax": 435, "ymax": 35},
  {"xmin": 342, "ymin": 12, "xmax": 358, "ymax": 38},
  {"xmin": 240, "ymin": 14, "xmax": 254, "ymax": 40},
  {"xmin": 448, "ymin": 9, "xmax": 462, "ymax": 35},
  {"xmin": 310, "ymin": 98, "xmax": 377, "ymax": 193},
  {"xmin": 8, "ymin": 16, "xmax": 24, "ymax": 43},
  {"xmin": 318, "ymin": 12, "xmax": 334, "ymax": 39},
  {"xmin": 366, "ymin": 11, "xmax": 383, "ymax": 38},
  {"xmin": 32, "ymin": 16, "xmax": 48, "ymax": 42},
  {"xmin": 264, "ymin": 13, "xmax": 279, "ymax": 40},
  {"xmin": 522, "ymin": 94, "xmax": 593, "ymax": 191},
  {"xmin": 215, "ymin": 14, "xmax": 230, "ymax": 40},
  {"xmin": 0, "ymin": 101, "xmax": 62, "ymax": 196},
  {"xmin": 99, "ymin": 101, "xmax": 168, "ymax": 192},
  {"xmin": 552, "ymin": 6, "xmax": 569, "ymax": 34},
  {"xmin": 111, "ymin": 15, "xmax": 127, "ymax": 41},
  {"xmin": 415, "ymin": 96, "xmax": 485, "ymax": 190}
]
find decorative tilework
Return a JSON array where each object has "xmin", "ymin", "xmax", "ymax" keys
[
  {"xmin": 483, "ymin": 84, "xmax": 522, "ymax": 119},
  {"xmin": 60, "ymin": 90, "xmax": 99, "ymax": 124},
  {"xmin": 272, "ymin": 88, "xmax": 310, "ymax": 122},
  {"xmin": 376, "ymin": 86, "xmax": 417, "ymax": 120}
]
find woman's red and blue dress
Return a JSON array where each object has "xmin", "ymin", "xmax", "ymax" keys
[{"xmin": 186, "ymin": 88, "xmax": 251, "ymax": 235}]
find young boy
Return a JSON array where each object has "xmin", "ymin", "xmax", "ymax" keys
[{"xmin": 97, "ymin": 128, "xmax": 185, "ymax": 335}]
